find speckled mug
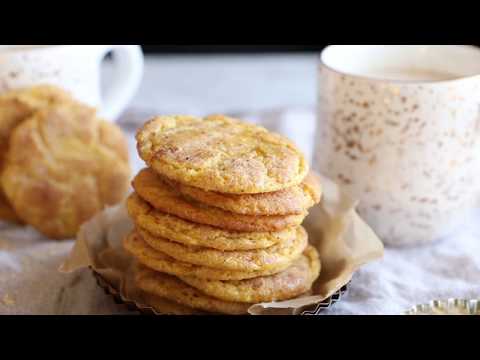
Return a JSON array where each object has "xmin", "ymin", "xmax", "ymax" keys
[
  {"xmin": 315, "ymin": 45, "xmax": 480, "ymax": 246},
  {"xmin": 0, "ymin": 45, "xmax": 144, "ymax": 120}
]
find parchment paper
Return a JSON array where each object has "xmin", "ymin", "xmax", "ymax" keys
[{"xmin": 60, "ymin": 175, "xmax": 384, "ymax": 315}]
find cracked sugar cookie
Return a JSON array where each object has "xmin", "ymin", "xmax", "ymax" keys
[
  {"xmin": 126, "ymin": 193, "xmax": 297, "ymax": 251},
  {"xmin": 124, "ymin": 231, "xmax": 292, "ymax": 281},
  {"xmin": 163, "ymin": 171, "xmax": 322, "ymax": 216},
  {"xmin": 0, "ymin": 85, "xmax": 73, "ymax": 223},
  {"xmin": 179, "ymin": 246, "xmax": 321, "ymax": 303},
  {"xmin": 133, "ymin": 168, "xmax": 306, "ymax": 233},
  {"xmin": 136, "ymin": 115, "xmax": 308, "ymax": 194},
  {"xmin": 137, "ymin": 226, "xmax": 308, "ymax": 272},
  {"xmin": 135, "ymin": 265, "xmax": 251, "ymax": 315},
  {"xmin": 1, "ymin": 102, "xmax": 131, "ymax": 239}
]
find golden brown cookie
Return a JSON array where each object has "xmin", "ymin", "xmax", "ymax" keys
[
  {"xmin": 180, "ymin": 246, "xmax": 321, "ymax": 303},
  {"xmin": 133, "ymin": 168, "xmax": 306, "ymax": 232},
  {"xmin": 124, "ymin": 231, "xmax": 292, "ymax": 281},
  {"xmin": 137, "ymin": 226, "xmax": 308, "ymax": 272},
  {"xmin": 1, "ymin": 102, "xmax": 131, "ymax": 239},
  {"xmin": 141, "ymin": 291, "xmax": 206, "ymax": 315},
  {"xmin": 127, "ymin": 193, "xmax": 297, "ymax": 251},
  {"xmin": 165, "ymin": 172, "xmax": 322, "ymax": 216},
  {"xmin": 0, "ymin": 189, "xmax": 22, "ymax": 223},
  {"xmin": 0, "ymin": 85, "xmax": 74, "ymax": 223},
  {"xmin": 0, "ymin": 85, "xmax": 73, "ymax": 169},
  {"xmin": 135, "ymin": 265, "xmax": 251, "ymax": 315},
  {"xmin": 136, "ymin": 115, "xmax": 308, "ymax": 194}
]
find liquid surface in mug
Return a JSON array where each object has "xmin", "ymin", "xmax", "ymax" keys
[{"xmin": 360, "ymin": 68, "xmax": 460, "ymax": 82}]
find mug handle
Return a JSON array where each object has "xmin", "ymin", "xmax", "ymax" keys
[{"xmin": 100, "ymin": 45, "xmax": 144, "ymax": 120}]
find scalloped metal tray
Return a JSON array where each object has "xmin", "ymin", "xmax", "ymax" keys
[{"xmin": 93, "ymin": 269, "xmax": 349, "ymax": 316}]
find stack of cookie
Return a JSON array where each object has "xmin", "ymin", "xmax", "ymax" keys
[{"xmin": 124, "ymin": 115, "xmax": 322, "ymax": 315}]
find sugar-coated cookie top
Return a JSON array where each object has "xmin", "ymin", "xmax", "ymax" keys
[
  {"xmin": 136, "ymin": 115, "xmax": 308, "ymax": 194},
  {"xmin": 1, "ymin": 101, "xmax": 131, "ymax": 239}
]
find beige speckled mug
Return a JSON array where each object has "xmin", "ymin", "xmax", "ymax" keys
[
  {"xmin": 0, "ymin": 45, "xmax": 144, "ymax": 120},
  {"xmin": 315, "ymin": 45, "xmax": 480, "ymax": 246}
]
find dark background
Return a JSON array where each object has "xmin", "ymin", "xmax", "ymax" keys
[
  {"xmin": 142, "ymin": 45, "xmax": 480, "ymax": 54},
  {"xmin": 141, "ymin": 45, "xmax": 327, "ymax": 54}
]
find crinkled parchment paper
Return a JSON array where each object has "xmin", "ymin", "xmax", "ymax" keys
[{"xmin": 60, "ymin": 175, "xmax": 384, "ymax": 315}]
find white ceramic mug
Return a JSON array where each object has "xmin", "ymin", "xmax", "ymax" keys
[
  {"xmin": 315, "ymin": 45, "xmax": 480, "ymax": 247},
  {"xmin": 0, "ymin": 45, "xmax": 144, "ymax": 120}
]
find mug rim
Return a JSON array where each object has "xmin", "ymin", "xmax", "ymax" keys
[{"xmin": 319, "ymin": 45, "xmax": 480, "ymax": 85}]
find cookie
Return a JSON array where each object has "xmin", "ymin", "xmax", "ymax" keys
[
  {"xmin": 136, "ymin": 115, "xmax": 308, "ymax": 194},
  {"xmin": 0, "ymin": 86, "xmax": 73, "ymax": 171},
  {"xmin": 180, "ymin": 246, "xmax": 321, "ymax": 303},
  {"xmin": 135, "ymin": 265, "xmax": 251, "ymax": 315},
  {"xmin": 0, "ymin": 85, "xmax": 74, "ymax": 222},
  {"xmin": 165, "ymin": 172, "xmax": 322, "ymax": 216},
  {"xmin": 137, "ymin": 226, "xmax": 308, "ymax": 272},
  {"xmin": 141, "ymin": 291, "xmax": 206, "ymax": 315},
  {"xmin": 1, "ymin": 102, "xmax": 131, "ymax": 239},
  {"xmin": 124, "ymin": 231, "xmax": 292, "ymax": 281},
  {"xmin": 133, "ymin": 168, "xmax": 306, "ymax": 232},
  {"xmin": 127, "ymin": 193, "xmax": 297, "ymax": 251},
  {"xmin": 0, "ymin": 189, "xmax": 22, "ymax": 223}
]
